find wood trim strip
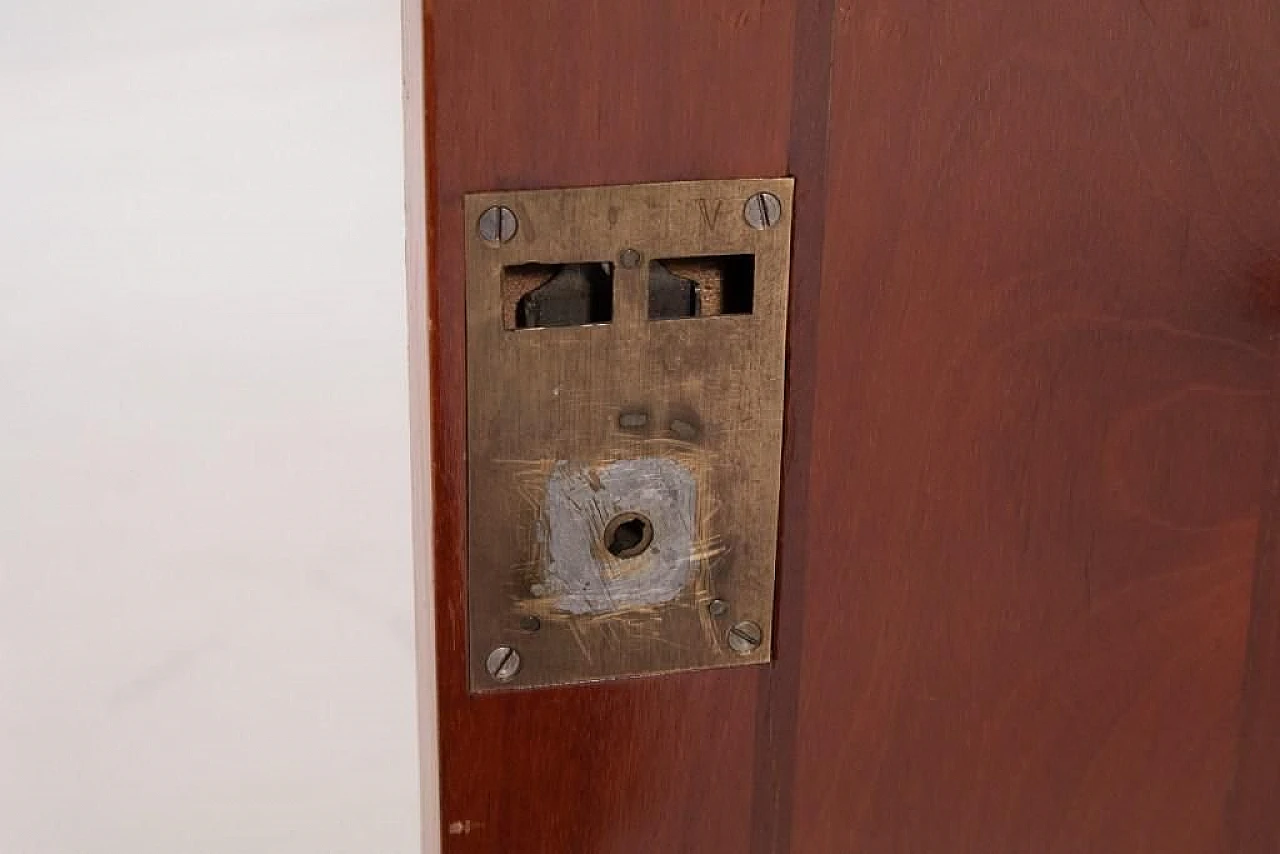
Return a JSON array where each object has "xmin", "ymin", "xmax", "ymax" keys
[
  {"xmin": 750, "ymin": 0, "xmax": 840, "ymax": 851},
  {"xmin": 404, "ymin": 0, "xmax": 441, "ymax": 850},
  {"xmin": 1231, "ymin": 350, "xmax": 1280, "ymax": 852}
]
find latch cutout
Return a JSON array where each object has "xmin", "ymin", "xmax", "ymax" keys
[
  {"xmin": 649, "ymin": 255, "xmax": 755, "ymax": 320},
  {"xmin": 504, "ymin": 262, "xmax": 614, "ymax": 330}
]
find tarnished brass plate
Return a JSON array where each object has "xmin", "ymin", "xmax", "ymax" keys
[{"xmin": 465, "ymin": 178, "xmax": 792, "ymax": 691}]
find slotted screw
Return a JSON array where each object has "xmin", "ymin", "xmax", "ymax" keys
[
  {"xmin": 728, "ymin": 621, "xmax": 763, "ymax": 654},
  {"xmin": 486, "ymin": 645, "xmax": 522, "ymax": 681},
  {"xmin": 743, "ymin": 192, "xmax": 782, "ymax": 230},
  {"xmin": 477, "ymin": 205, "xmax": 518, "ymax": 244}
]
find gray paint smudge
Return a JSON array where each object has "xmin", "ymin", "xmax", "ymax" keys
[{"xmin": 539, "ymin": 458, "xmax": 696, "ymax": 615}]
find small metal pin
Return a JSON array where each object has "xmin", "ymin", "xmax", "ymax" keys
[
  {"xmin": 727, "ymin": 621, "xmax": 763, "ymax": 654},
  {"xmin": 485, "ymin": 645, "xmax": 522, "ymax": 681},
  {"xmin": 708, "ymin": 599, "xmax": 729, "ymax": 617},
  {"xmin": 743, "ymin": 192, "xmax": 782, "ymax": 230},
  {"xmin": 618, "ymin": 248, "xmax": 642, "ymax": 269},
  {"xmin": 519, "ymin": 615, "xmax": 542, "ymax": 633},
  {"xmin": 477, "ymin": 205, "xmax": 518, "ymax": 244}
]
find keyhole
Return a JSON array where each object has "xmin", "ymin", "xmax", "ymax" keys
[{"xmin": 604, "ymin": 512, "xmax": 654, "ymax": 559}]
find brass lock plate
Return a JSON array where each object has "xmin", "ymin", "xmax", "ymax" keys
[{"xmin": 465, "ymin": 178, "xmax": 793, "ymax": 691}]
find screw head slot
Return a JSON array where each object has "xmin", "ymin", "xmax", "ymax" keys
[
  {"xmin": 603, "ymin": 512, "xmax": 654, "ymax": 559},
  {"xmin": 727, "ymin": 621, "xmax": 763, "ymax": 654},
  {"xmin": 743, "ymin": 192, "xmax": 782, "ymax": 230},
  {"xmin": 478, "ymin": 205, "xmax": 518, "ymax": 244},
  {"xmin": 486, "ymin": 645, "xmax": 522, "ymax": 681}
]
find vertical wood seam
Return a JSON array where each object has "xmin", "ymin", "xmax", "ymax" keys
[
  {"xmin": 750, "ymin": 1, "xmax": 840, "ymax": 852},
  {"xmin": 1229, "ymin": 338, "xmax": 1280, "ymax": 852}
]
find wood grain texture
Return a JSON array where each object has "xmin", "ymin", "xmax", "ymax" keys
[
  {"xmin": 777, "ymin": 1, "xmax": 1280, "ymax": 851},
  {"xmin": 751, "ymin": 0, "xmax": 839, "ymax": 851},
  {"xmin": 423, "ymin": 0, "xmax": 1280, "ymax": 851},
  {"xmin": 1232, "ymin": 335, "xmax": 1280, "ymax": 852},
  {"xmin": 423, "ymin": 2, "xmax": 796, "ymax": 851}
]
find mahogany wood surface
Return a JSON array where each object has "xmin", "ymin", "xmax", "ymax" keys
[
  {"xmin": 1233, "ymin": 353, "xmax": 1280, "ymax": 853},
  {"xmin": 424, "ymin": 3, "xmax": 797, "ymax": 852},
  {"xmin": 778, "ymin": 2, "xmax": 1280, "ymax": 851},
  {"xmin": 421, "ymin": 1, "xmax": 1280, "ymax": 851}
]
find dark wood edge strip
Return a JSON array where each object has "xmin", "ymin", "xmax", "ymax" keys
[
  {"xmin": 1229, "ymin": 342, "xmax": 1280, "ymax": 852},
  {"xmin": 419, "ymin": 3, "xmax": 456, "ymax": 852},
  {"xmin": 749, "ymin": 2, "xmax": 840, "ymax": 853}
]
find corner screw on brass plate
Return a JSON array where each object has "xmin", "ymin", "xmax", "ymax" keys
[
  {"xmin": 743, "ymin": 192, "xmax": 782, "ymax": 230},
  {"xmin": 486, "ymin": 645, "xmax": 522, "ymax": 681},
  {"xmin": 477, "ymin": 205, "xmax": 518, "ymax": 244},
  {"xmin": 727, "ymin": 621, "xmax": 763, "ymax": 654}
]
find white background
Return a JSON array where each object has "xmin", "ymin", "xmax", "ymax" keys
[{"xmin": 1, "ymin": 2, "xmax": 424, "ymax": 851}]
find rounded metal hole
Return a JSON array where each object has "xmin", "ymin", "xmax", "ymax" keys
[{"xmin": 603, "ymin": 512, "xmax": 654, "ymax": 559}]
